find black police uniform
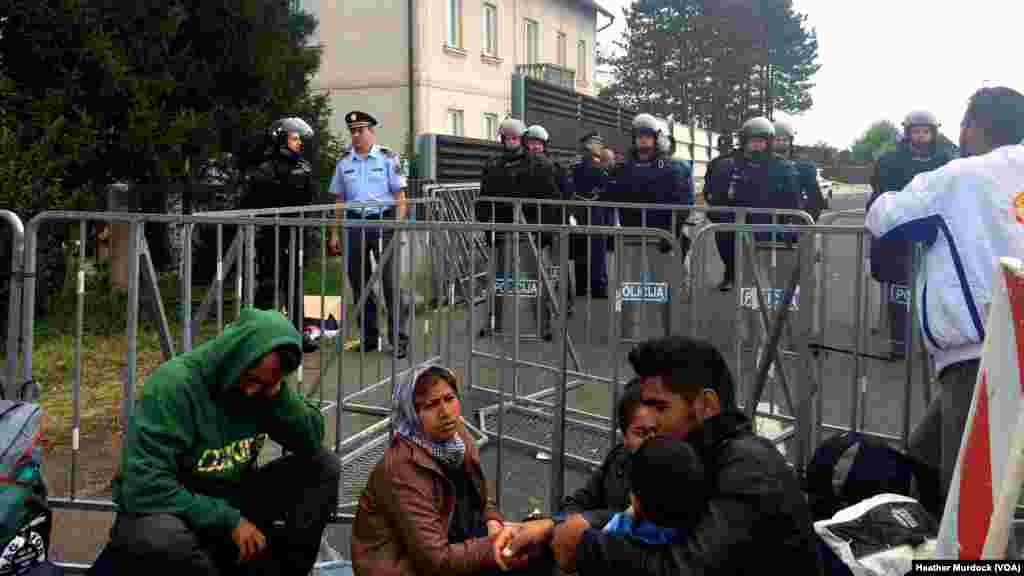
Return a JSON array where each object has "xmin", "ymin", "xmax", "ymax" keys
[
  {"xmin": 868, "ymin": 141, "xmax": 953, "ymax": 355},
  {"xmin": 243, "ymin": 142, "xmax": 316, "ymax": 325},
  {"xmin": 477, "ymin": 143, "xmax": 559, "ymax": 337},
  {"xmin": 477, "ymin": 146, "xmax": 528, "ymax": 223},
  {"xmin": 704, "ymin": 151, "xmax": 800, "ymax": 288}
]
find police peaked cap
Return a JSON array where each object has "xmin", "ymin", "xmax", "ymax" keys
[{"xmin": 346, "ymin": 111, "xmax": 378, "ymax": 130}]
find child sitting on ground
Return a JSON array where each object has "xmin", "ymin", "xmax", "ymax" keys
[{"xmin": 589, "ymin": 435, "xmax": 706, "ymax": 556}]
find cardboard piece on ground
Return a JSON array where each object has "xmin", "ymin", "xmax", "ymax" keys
[
  {"xmin": 303, "ymin": 295, "xmax": 342, "ymax": 321},
  {"xmin": 935, "ymin": 257, "xmax": 1024, "ymax": 559}
]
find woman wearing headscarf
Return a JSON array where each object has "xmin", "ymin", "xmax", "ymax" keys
[{"xmin": 351, "ymin": 365, "xmax": 517, "ymax": 575}]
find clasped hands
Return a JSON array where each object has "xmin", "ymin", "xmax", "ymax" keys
[{"xmin": 490, "ymin": 514, "xmax": 592, "ymax": 573}]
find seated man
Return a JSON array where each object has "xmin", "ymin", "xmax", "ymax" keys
[
  {"xmin": 558, "ymin": 379, "xmax": 655, "ymax": 529},
  {"xmin": 583, "ymin": 435, "xmax": 707, "ymax": 571},
  {"xmin": 93, "ymin": 308, "xmax": 341, "ymax": 576},
  {"xmin": 498, "ymin": 336, "xmax": 821, "ymax": 575}
]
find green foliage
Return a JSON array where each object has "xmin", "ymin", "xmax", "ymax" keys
[
  {"xmin": 0, "ymin": 0, "xmax": 342, "ymax": 216},
  {"xmin": 600, "ymin": 0, "xmax": 820, "ymax": 134},
  {"xmin": 850, "ymin": 120, "xmax": 900, "ymax": 164}
]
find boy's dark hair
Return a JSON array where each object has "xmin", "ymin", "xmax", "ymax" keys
[
  {"xmin": 965, "ymin": 87, "xmax": 1024, "ymax": 149},
  {"xmin": 627, "ymin": 336, "xmax": 736, "ymax": 411},
  {"xmin": 617, "ymin": 379, "xmax": 643, "ymax": 435},
  {"xmin": 629, "ymin": 435, "xmax": 706, "ymax": 530}
]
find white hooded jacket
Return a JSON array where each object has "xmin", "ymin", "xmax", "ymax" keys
[{"xmin": 866, "ymin": 139, "xmax": 1024, "ymax": 373}]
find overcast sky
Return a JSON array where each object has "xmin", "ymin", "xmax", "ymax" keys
[{"xmin": 596, "ymin": 0, "xmax": 1023, "ymax": 149}]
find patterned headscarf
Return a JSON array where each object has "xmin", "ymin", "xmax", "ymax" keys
[{"xmin": 392, "ymin": 365, "xmax": 467, "ymax": 469}]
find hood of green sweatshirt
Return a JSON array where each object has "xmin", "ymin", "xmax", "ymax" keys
[{"xmin": 198, "ymin": 307, "xmax": 303, "ymax": 393}]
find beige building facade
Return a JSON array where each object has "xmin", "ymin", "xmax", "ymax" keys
[{"xmin": 297, "ymin": 0, "xmax": 612, "ymax": 154}]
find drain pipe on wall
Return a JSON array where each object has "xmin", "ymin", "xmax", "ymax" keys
[{"xmin": 408, "ymin": 0, "xmax": 416, "ymax": 158}]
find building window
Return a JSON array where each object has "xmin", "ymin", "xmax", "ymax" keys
[
  {"xmin": 483, "ymin": 113, "xmax": 499, "ymax": 141},
  {"xmin": 557, "ymin": 32, "xmax": 567, "ymax": 67},
  {"xmin": 447, "ymin": 0, "xmax": 463, "ymax": 48},
  {"xmin": 447, "ymin": 109, "xmax": 465, "ymax": 137},
  {"xmin": 525, "ymin": 19, "xmax": 539, "ymax": 65},
  {"xmin": 483, "ymin": 3, "xmax": 498, "ymax": 56},
  {"xmin": 577, "ymin": 40, "xmax": 587, "ymax": 82}
]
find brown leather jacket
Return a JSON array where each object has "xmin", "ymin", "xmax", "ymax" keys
[{"xmin": 351, "ymin": 429, "xmax": 503, "ymax": 576}]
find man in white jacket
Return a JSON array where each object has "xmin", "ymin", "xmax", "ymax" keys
[{"xmin": 866, "ymin": 86, "xmax": 1024, "ymax": 509}]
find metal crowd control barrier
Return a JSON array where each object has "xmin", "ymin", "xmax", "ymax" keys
[
  {"xmin": 19, "ymin": 206, "xmax": 682, "ymax": 570},
  {"xmin": 690, "ymin": 221, "xmax": 933, "ymax": 473},
  {"xmin": 0, "ymin": 210, "xmax": 24, "ymax": 399},
  {"xmin": 19, "ymin": 207, "xmax": 450, "ymax": 574},
  {"xmin": 814, "ymin": 209, "xmax": 932, "ymax": 445}
]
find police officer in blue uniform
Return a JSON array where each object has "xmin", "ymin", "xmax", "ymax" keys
[
  {"xmin": 568, "ymin": 132, "xmax": 612, "ymax": 298},
  {"xmin": 704, "ymin": 133, "xmax": 739, "ymax": 290},
  {"xmin": 774, "ymin": 119, "xmax": 828, "ymax": 220},
  {"xmin": 243, "ymin": 117, "xmax": 317, "ymax": 328},
  {"xmin": 867, "ymin": 110, "xmax": 953, "ymax": 358},
  {"xmin": 327, "ymin": 111, "xmax": 409, "ymax": 358},
  {"xmin": 703, "ymin": 117, "xmax": 800, "ymax": 291},
  {"xmin": 606, "ymin": 114, "xmax": 689, "ymax": 237},
  {"xmin": 604, "ymin": 113, "xmax": 688, "ymax": 339}
]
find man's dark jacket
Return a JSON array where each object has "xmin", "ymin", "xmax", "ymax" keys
[
  {"xmin": 575, "ymin": 411, "xmax": 822, "ymax": 576},
  {"xmin": 868, "ymin": 143, "xmax": 953, "ymax": 284},
  {"xmin": 560, "ymin": 444, "xmax": 632, "ymax": 530}
]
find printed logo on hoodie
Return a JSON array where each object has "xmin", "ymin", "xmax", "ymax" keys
[{"xmin": 196, "ymin": 433, "xmax": 268, "ymax": 474}]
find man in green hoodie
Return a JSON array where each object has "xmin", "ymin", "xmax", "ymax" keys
[{"xmin": 95, "ymin": 308, "xmax": 341, "ymax": 575}]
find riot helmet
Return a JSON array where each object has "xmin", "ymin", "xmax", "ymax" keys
[
  {"xmin": 524, "ymin": 124, "xmax": 550, "ymax": 153},
  {"xmin": 902, "ymin": 110, "xmax": 939, "ymax": 155},
  {"xmin": 902, "ymin": 110, "xmax": 940, "ymax": 132},
  {"xmin": 773, "ymin": 119, "xmax": 796, "ymax": 157},
  {"xmin": 632, "ymin": 113, "xmax": 662, "ymax": 137},
  {"xmin": 632, "ymin": 113, "xmax": 661, "ymax": 156},
  {"xmin": 740, "ymin": 117, "xmax": 775, "ymax": 156},
  {"xmin": 498, "ymin": 117, "xmax": 527, "ymax": 150},
  {"xmin": 269, "ymin": 117, "xmax": 314, "ymax": 156}
]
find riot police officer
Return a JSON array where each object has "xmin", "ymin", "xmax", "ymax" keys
[
  {"xmin": 606, "ymin": 113, "xmax": 689, "ymax": 233},
  {"xmin": 521, "ymin": 124, "xmax": 565, "ymax": 225},
  {"xmin": 478, "ymin": 118, "xmax": 528, "ymax": 223},
  {"xmin": 569, "ymin": 132, "xmax": 612, "ymax": 298},
  {"xmin": 477, "ymin": 118, "xmax": 555, "ymax": 338},
  {"xmin": 704, "ymin": 133, "xmax": 739, "ymax": 268},
  {"xmin": 774, "ymin": 119, "xmax": 828, "ymax": 220},
  {"xmin": 868, "ymin": 110, "xmax": 953, "ymax": 358},
  {"xmin": 703, "ymin": 117, "xmax": 800, "ymax": 291},
  {"xmin": 243, "ymin": 117, "xmax": 317, "ymax": 328},
  {"xmin": 603, "ymin": 113, "xmax": 689, "ymax": 339}
]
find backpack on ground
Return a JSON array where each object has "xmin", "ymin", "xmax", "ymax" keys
[
  {"xmin": 804, "ymin": 432, "xmax": 941, "ymax": 521},
  {"xmin": 815, "ymin": 493, "xmax": 937, "ymax": 576},
  {"xmin": 0, "ymin": 401, "xmax": 52, "ymax": 575}
]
